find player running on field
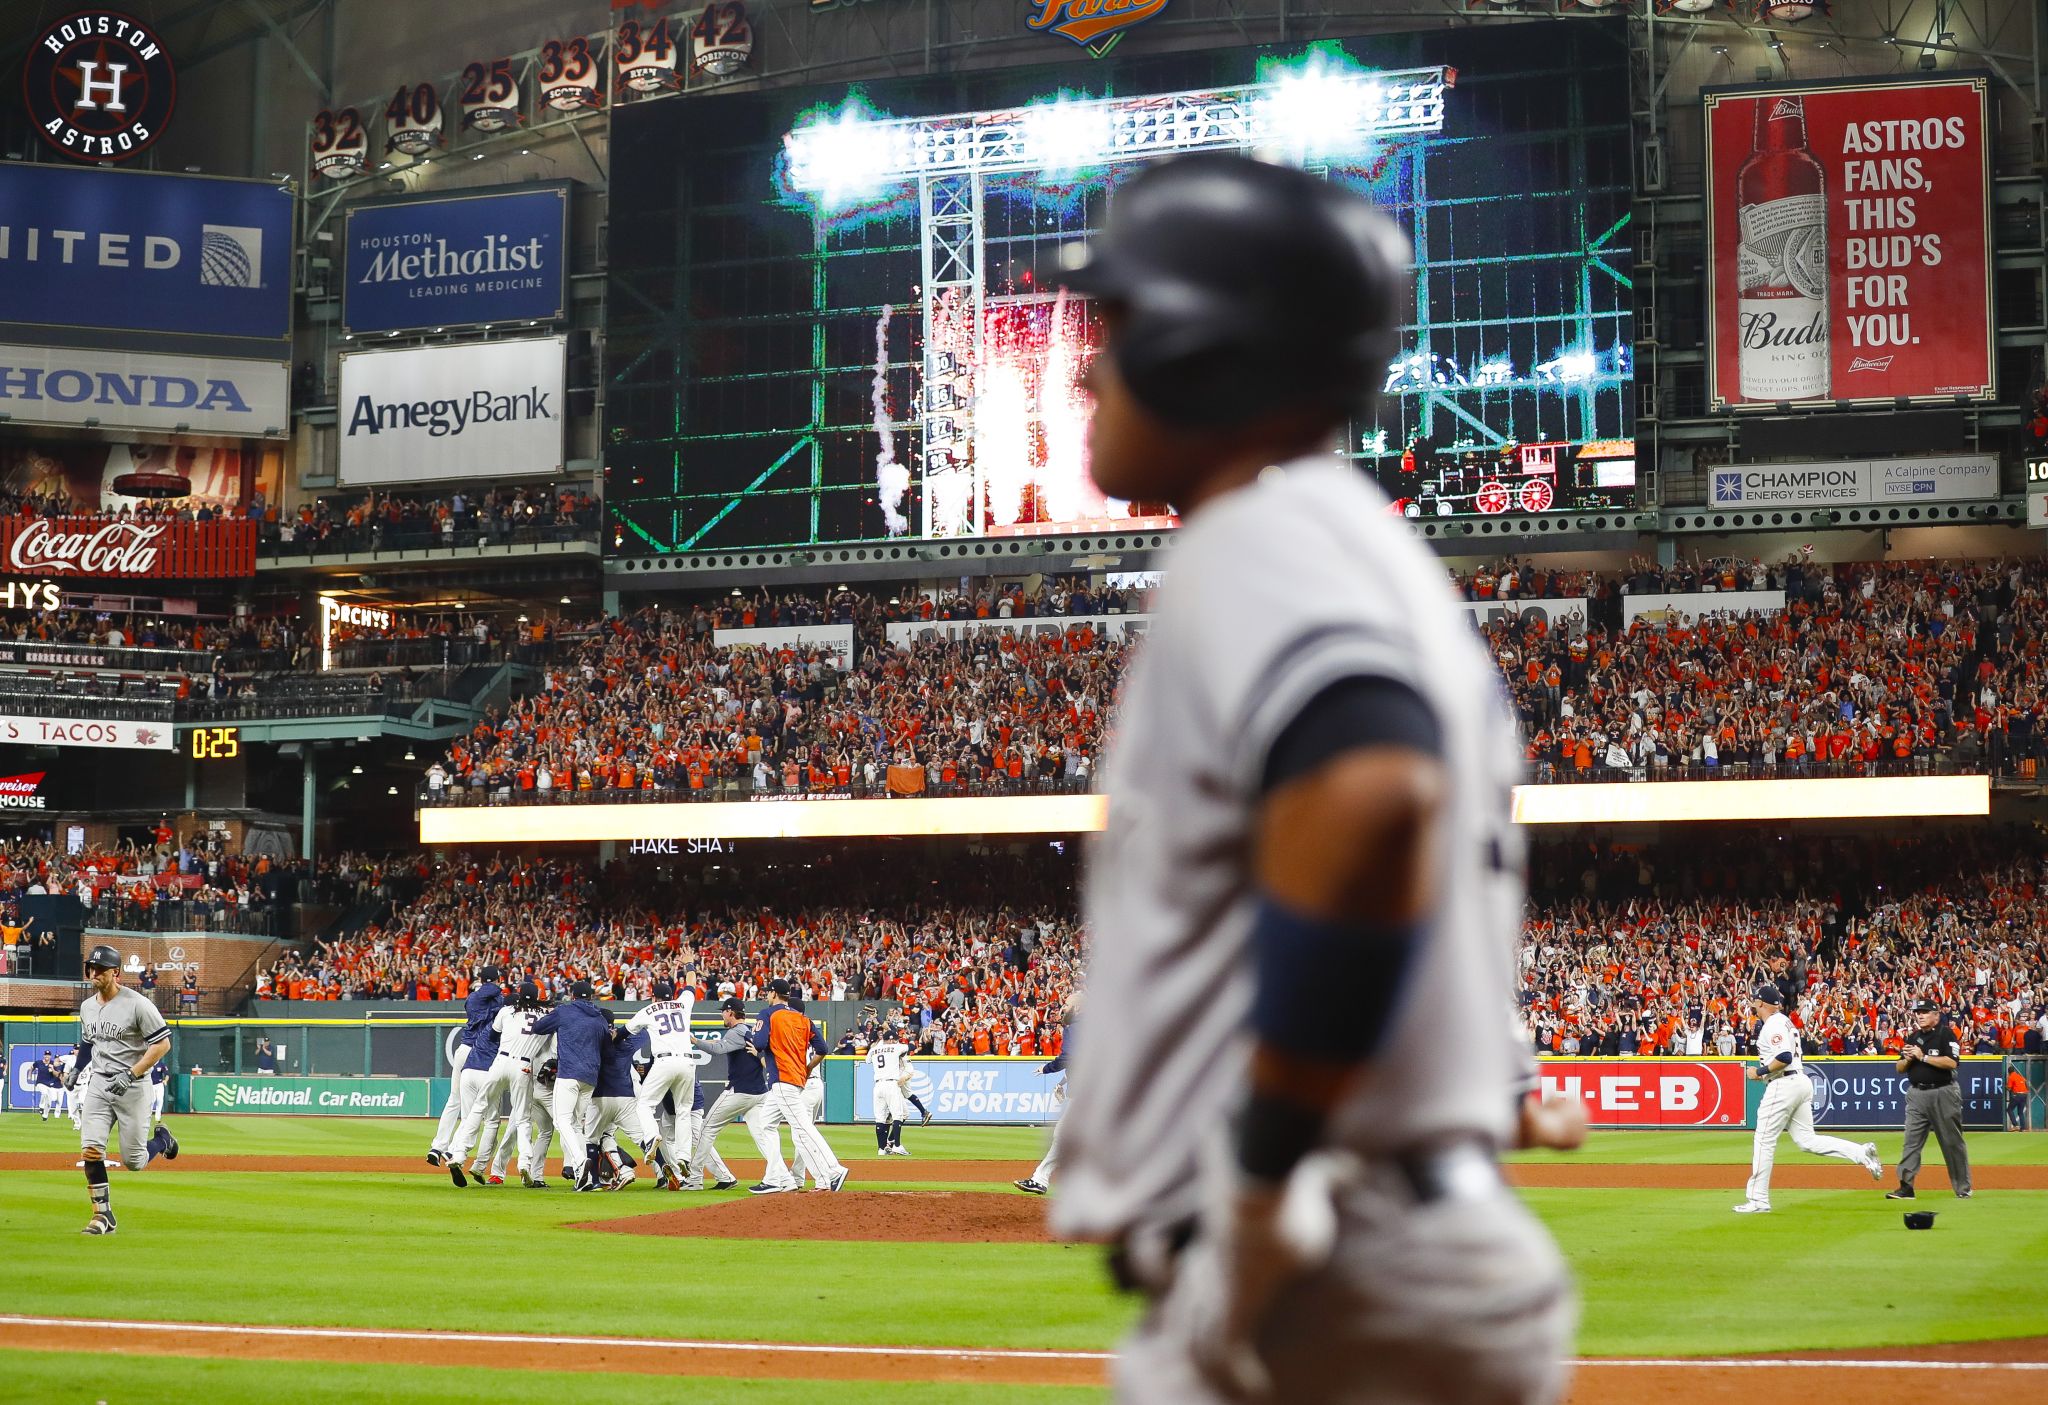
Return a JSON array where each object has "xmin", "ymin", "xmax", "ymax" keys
[
  {"xmin": 1015, "ymin": 999, "xmax": 1076, "ymax": 1195},
  {"xmin": 749, "ymin": 981, "xmax": 847, "ymax": 1194},
  {"xmin": 1737, "ymin": 983, "xmax": 1881, "ymax": 1213},
  {"xmin": 74, "ymin": 944, "xmax": 179, "ymax": 1235}
]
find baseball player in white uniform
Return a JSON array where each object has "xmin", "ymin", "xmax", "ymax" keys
[
  {"xmin": 627, "ymin": 978, "xmax": 698, "ymax": 1189},
  {"xmin": 427, "ymin": 1025, "xmax": 473, "ymax": 1167},
  {"xmin": 74, "ymin": 944, "xmax": 180, "ymax": 1234},
  {"xmin": 448, "ymin": 981, "xmax": 550, "ymax": 1187},
  {"xmin": 869, "ymin": 1027, "xmax": 914, "ymax": 1156},
  {"xmin": 1738, "ymin": 983, "xmax": 1881, "ymax": 1213},
  {"xmin": 1048, "ymin": 154, "xmax": 1575, "ymax": 1405}
]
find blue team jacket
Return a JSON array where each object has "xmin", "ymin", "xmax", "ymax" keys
[
  {"xmin": 532, "ymin": 999, "xmax": 609, "ymax": 1086},
  {"xmin": 464, "ymin": 982, "xmax": 505, "ymax": 1065},
  {"xmin": 596, "ymin": 1027, "xmax": 647, "ymax": 1098}
]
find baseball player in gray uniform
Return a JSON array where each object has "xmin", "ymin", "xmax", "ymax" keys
[
  {"xmin": 686, "ymin": 997, "xmax": 769, "ymax": 1191},
  {"xmin": 1049, "ymin": 154, "xmax": 1574, "ymax": 1405},
  {"xmin": 74, "ymin": 944, "xmax": 180, "ymax": 1234}
]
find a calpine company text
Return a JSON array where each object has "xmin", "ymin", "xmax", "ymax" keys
[
  {"xmin": 355, "ymin": 233, "xmax": 548, "ymax": 298},
  {"xmin": 346, "ymin": 386, "xmax": 553, "ymax": 438}
]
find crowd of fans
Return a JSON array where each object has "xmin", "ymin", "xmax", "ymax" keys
[
  {"xmin": 253, "ymin": 829, "xmax": 2048, "ymax": 1063},
  {"xmin": 258, "ymin": 486, "xmax": 600, "ymax": 555},
  {"xmin": 0, "ymin": 827, "xmax": 303, "ymax": 944},
  {"xmin": 262, "ymin": 846, "xmax": 1080, "ymax": 1057},
  {"xmin": 428, "ymin": 581, "xmax": 1134, "ymax": 802},
  {"xmin": 1463, "ymin": 555, "xmax": 2048, "ymax": 781},
  {"xmin": 1522, "ymin": 830, "xmax": 2048, "ymax": 1060}
]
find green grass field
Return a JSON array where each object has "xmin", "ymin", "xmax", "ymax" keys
[{"xmin": 3, "ymin": 1115, "xmax": 2045, "ymax": 1403}]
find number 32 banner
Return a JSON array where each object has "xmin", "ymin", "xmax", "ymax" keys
[{"xmin": 1704, "ymin": 74, "xmax": 1993, "ymax": 412}]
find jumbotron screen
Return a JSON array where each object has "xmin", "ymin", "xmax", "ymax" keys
[{"xmin": 604, "ymin": 24, "xmax": 1634, "ymax": 554}]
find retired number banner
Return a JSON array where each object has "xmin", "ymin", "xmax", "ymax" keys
[{"xmin": 1704, "ymin": 74, "xmax": 1993, "ymax": 411}]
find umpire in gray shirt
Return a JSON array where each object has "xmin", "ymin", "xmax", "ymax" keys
[{"xmin": 1886, "ymin": 999, "xmax": 1972, "ymax": 1200}]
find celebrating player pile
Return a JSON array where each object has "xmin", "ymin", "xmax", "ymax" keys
[{"xmin": 1047, "ymin": 154, "xmax": 1581, "ymax": 1405}]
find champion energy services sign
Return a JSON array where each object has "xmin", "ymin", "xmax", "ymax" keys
[
  {"xmin": 342, "ymin": 185, "xmax": 569, "ymax": 336},
  {"xmin": 338, "ymin": 336, "xmax": 565, "ymax": 485},
  {"xmin": 0, "ymin": 164, "xmax": 292, "ymax": 340},
  {"xmin": 0, "ymin": 344, "xmax": 288, "ymax": 437},
  {"xmin": 188, "ymin": 1075, "xmax": 429, "ymax": 1116},
  {"xmin": 1707, "ymin": 453, "xmax": 1999, "ymax": 509},
  {"xmin": 0, "ymin": 518, "xmax": 257, "ymax": 580}
]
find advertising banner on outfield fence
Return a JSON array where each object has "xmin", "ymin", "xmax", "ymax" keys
[
  {"xmin": 1802, "ymin": 1057, "xmax": 2007, "ymax": 1129},
  {"xmin": 339, "ymin": 337, "xmax": 565, "ymax": 486},
  {"xmin": 7, "ymin": 1044, "xmax": 70, "ymax": 1111},
  {"xmin": 1535, "ymin": 1059, "xmax": 1747, "ymax": 1127},
  {"xmin": 189, "ymin": 1074, "xmax": 430, "ymax": 1116},
  {"xmin": 343, "ymin": 185, "xmax": 570, "ymax": 336},
  {"xmin": 1704, "ymin": 75, "xmax": 1994, "ymax": 411},
  {"xmin": 1708, "ymin": 454, "xmax": 2000, "ymax": 509},
  {"xmin": 1458, "ymin": 598, "xmax": 1588, "ymax": 635},
  {"xmin": 0, "ymin": 164, "xmax": 293, "ymax": 341},
  {"xmin": 712, "ymin": 623, "xmax": 854, "ymax": 664},
  {"xmin": 0, "ymin": 344, "xmax": 289, "ymax": 437},
  {"xmin": 856, "ymin": 1057, "xmax": 1062, "ymax": 1124},
  {"xmin": 1622, "ymin": 589, "xmax": 1787, "ymax": 627},
  {"xmin": 0, "ymin": 714, "xmax": 172, "ymax": 750},
  {"xmin": 883, "ymin": 613, "xmax": 1149, "ymax": 649}
]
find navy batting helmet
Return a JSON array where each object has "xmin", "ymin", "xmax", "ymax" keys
[
  {"xmin": 84, "ymin": 944, "xmax": 122, "ymax": 974},
  {"xmin": 1058, "ymin": 153, "xmax": 1408, "ymax": 427}
]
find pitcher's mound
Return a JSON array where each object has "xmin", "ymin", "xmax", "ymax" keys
[{"xmin": 578, "ymin": 1190, "xmax": 1052, "ymax": 1244}]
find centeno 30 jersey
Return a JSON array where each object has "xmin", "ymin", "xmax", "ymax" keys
[
  {"xmin": 869, "ymin": 1039, "xmax": 911, "ymax": 1083},
  {"xmin": 1755, "ymin": 1012, "xmax": 1803, "ymax": 1075},
  {"xmin": 1054, "ymin": 457, "xmax": 1528, "ymax": 1243},
  {"xmin": 80, "ymin": 986, "xmax": 170, "ymax": 1078},
  {"xmin": 628, "ymin": 996, "xmax": 698, "ymax": 1059},
  {"xmin": 494, "ymin": 1003, "xmax": 555, "ymax": 1063}
]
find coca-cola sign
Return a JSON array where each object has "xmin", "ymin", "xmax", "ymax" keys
[
  {"xmin": 1705, "ymin": 75, "xmax": 1993, "ymax": 411},
  {"xmin": 0, "ymin": 517, "xmax": 255, "ymax": 580}
]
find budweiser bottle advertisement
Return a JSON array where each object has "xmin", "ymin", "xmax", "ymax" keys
[{"xmin": 1735, "ymin": 94, "xmax": 1829, "ymax": 402}]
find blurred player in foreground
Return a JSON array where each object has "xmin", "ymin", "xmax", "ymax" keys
[{"xmin": 1049, "ymin": 153, "xmax": 1578, "ymax": 1404}]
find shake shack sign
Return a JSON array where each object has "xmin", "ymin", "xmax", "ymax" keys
[{"xmin": 23, "ymin": 11, "xmax": 178, "ymax": 163}]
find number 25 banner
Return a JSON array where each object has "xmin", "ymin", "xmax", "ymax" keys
[{"xmin": 1704, "ymin": 74, "xmax": 1993, "ymax": 412}]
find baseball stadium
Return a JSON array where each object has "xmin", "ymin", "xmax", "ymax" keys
[{"xmin": 3, "ymin": 2, "xmax": 2048, "ymax": 1403}]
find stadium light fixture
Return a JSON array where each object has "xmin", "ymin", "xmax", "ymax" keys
[{"xmin": 782, "ymin": 63, "xmax": 1449, "ymax": 198}]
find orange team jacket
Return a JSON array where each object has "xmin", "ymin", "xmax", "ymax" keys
[{"xmin": 762, "ymin": 1005, "xmax": 821, "ymax": 1088}]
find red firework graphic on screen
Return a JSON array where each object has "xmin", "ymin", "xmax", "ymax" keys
[{"xmin": 918, "ymin": 290, "xmax": 1176, "ymax": 539}]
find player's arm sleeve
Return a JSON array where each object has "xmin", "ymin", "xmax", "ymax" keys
[
  {"xmin": 627, "ymin": 1008, "xmax": 652, "ymax": 1032},
  {"xmin": 1229, "ymin": 617, "xmax": 1435, "ymax": 796},
  {"xmin": 531, "ymin": 1009, "xmax": 560, "ymax": 1035}
]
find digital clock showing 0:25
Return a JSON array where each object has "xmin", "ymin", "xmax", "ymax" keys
[{"xmin": 189, "ymin": 727, "xmax": 240, "ymax": 761}]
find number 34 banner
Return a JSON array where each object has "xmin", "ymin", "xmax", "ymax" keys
[{"xmin": 1703, "ymin": 74, "xmax": 1993, "ymax": 412}]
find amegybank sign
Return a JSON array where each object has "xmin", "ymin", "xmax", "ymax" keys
[{"xmin": 338, "ymin": 337, "xmax": 565, "ymax": 485}]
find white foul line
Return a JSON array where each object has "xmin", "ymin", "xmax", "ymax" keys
[{"xmin": 0, "ymin": 1318, "xmax": 2042, "ymax": 1373}]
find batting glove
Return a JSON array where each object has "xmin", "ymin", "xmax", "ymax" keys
[{"xmin": 101, "ymin": 1069, "xmax": 134, "ymax": 1099}]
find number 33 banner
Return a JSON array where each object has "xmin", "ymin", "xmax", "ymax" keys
[{"xmin": 1703, "ymin": 74, "xmax": 1993, "ymax": 412}]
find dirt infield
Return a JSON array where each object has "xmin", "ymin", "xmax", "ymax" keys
[
  {"xmin": 1, "ymin": 1152, "xmax": 2038, "ymax": 1193},
  {"xmin": 1, "ymin": 1315, "xmax": 2043, "ymax": 1400},
  {"xmin": 579, "ymin": 1190, "xmax": 1050, "ymax": 1243}
]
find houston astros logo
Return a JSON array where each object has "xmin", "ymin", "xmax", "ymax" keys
[
  {"xmin": 1026, "ymin": 0, "xmax": 1171, "ymax": 54},
  {"xmin": 23, "ymin": 11, "xmax": 177, "ymax": 163}
]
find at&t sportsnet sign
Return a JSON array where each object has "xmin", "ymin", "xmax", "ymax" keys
[
  {"xmin": 189, "ymin": 1075, "xmax": 429, "ymax": 1116},
  {"xmin": 22, "ymin": 11, "xmax": 176, "ymax": 163},
  {"xmin": 855, "ymin": 1058, "xmax": 1063, "ymax": 1124},
  {"xmin": 342, "ymin": 186, "xmax": 569, "ymax": 336}
]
